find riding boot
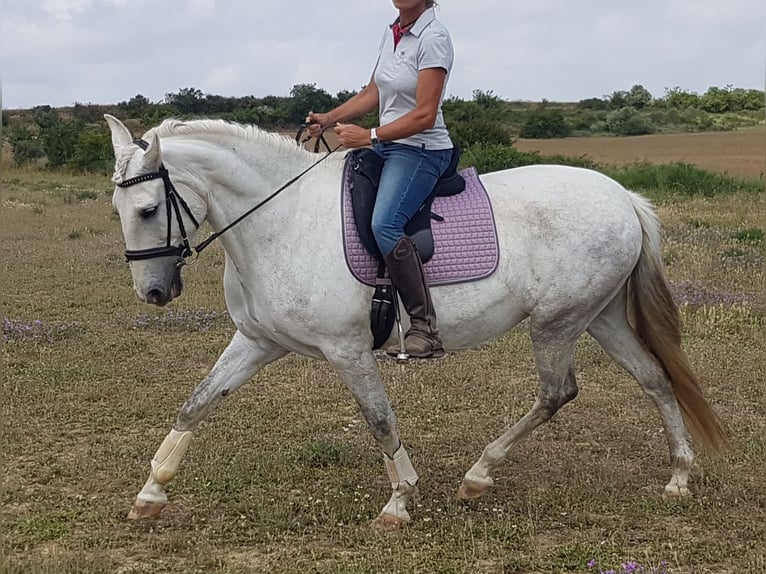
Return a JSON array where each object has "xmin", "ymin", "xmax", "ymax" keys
[{"xmin": 384, "ymin": 236, "xmax": 445, "ymax": 359}]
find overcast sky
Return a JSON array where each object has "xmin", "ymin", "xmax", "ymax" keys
[{"xmin": 2, "ymin": 0, "xmax": 764, "ymax": 109}]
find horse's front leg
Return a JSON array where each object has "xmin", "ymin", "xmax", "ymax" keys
[
  {"xmin": 129, "ymin": 331, "xmax": 286, "ymax": 519},
  {"xmin": 325, "ymin": 349, "xmax": 419, "ymax": 529}
]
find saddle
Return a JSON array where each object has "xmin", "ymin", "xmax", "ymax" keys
[
  {"xmin": 347, "ymin": 146, "xmax": 465, "ymax": 349},
  {"xmin": 348, "ymin": 146, "xmax": 465, "ymax": 263}
]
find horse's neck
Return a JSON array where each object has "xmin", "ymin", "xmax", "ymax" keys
[
  {"xmin": 166, "ymin": 133, "xmax": 342, "ymax": 271},
  {"xmin": 167, "ymin": 133, "xmax": 317, "ymax": 232}
]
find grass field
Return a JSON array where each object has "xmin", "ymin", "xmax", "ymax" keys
[{"xmin": 1, "ymin": 131, "xmax": 765, "ymax": 573}]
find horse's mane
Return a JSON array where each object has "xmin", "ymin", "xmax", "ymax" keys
[
  {"xmin": 150, "ymin": 118, "xmax": 311, "ymax": 156},
  {"xmin": 114, "ymin": 118, "xmax": 314, "ymax": 182}
]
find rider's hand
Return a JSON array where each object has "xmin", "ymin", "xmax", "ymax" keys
[
  {"xmin": 306, "ymin": 111, "xmax": 330, "ymax": 137},
  {"xmin": 334, "ymin": 123, "xmax": 371, "ymax": 149}
]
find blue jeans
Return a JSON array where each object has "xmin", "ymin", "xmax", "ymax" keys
[{"xmin": 371, "ymin": 142, "xmax": 453, "ymax": 256}]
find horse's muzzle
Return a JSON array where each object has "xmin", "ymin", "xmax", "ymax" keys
[{"xmin": 143, "ymin": 268, "xmax": 184, "ymax": 306}]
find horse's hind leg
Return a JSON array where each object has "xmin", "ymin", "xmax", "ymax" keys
[
  {"xmin": 459, "ymin": 328, "xmax": 578, "ymax": 500},
  {"xmin": 129, "ymin": 331, "xmax": 287, "ymax": 519},
  {"xmin": 587, "ymin": 287, "xmax": 694, "ymax": 497}
]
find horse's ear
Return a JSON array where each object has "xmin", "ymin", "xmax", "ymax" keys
[
  {"xmin": 104, "ymin": 114, "xmax": 133, "ymax": 151},
  {"xmin": 141, "ymin": 132, "xmax": 162, "ymax": 171}
]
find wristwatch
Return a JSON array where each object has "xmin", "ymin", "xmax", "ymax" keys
[{"xmin": 370, "ymin": 127, "xmax": 379, "ymax": 146}]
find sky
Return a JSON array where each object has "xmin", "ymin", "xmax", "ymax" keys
[{"xmin": 2, "ymin": 0, "xmax": 765, "ymax": 109}]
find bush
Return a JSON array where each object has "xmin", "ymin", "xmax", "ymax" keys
[
  {"xmin": 33, "ymin": 107, "xmax": 83, "ymax": 167},
  {"xmin": 71, "ymin": 129, "xmax": 114, "ymax": 172},
  {"xmin": 519, "ymin": 109, "xmax": 572, "ymax": 138},
  {"xmin": 602, "ymin": 162, "xmax": 763, "ymax": 196},
  {"xmin": 460, "ymin": 143, "xmax": 542, "ymax": 173},
  {"xmin": 606, "ymin": 107, "xmax": 655, "ymax": 135},
  {"xmin": 449, "ymin": 119, "xmax": 512, "ymax": 149},
  {"xmin": 6, "ymin": 126, "xmax": 44, "ymax": 166}
]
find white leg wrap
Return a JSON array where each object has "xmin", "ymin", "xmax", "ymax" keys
[
  {"xmin": 384, "ymin": 443, "xmax": 419, "ymax": 489},
  {"xmin": 150, "ymin": 430, "xmax": 193, "ymax": 485}
]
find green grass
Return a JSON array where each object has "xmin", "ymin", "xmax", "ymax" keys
[
  {"xmin": 601, "ymin": 161, "xmax": 764, "ymax": 198},
  {"xmin": 1, "ymin": 168, "xmax": 764, "ymax": 573}
]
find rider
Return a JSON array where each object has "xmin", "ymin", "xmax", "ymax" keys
[{"xmin": 307, "ymin": 0, "xmax": 454, "ymax": 359}]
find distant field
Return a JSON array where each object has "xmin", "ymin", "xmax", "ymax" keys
[{"xmin": 515, "ymin": 129, "xmax": 766, "ymax": 179}]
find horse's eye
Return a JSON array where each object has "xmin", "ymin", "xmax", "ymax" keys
[{"xmin": 141, "ymin": 206, "xmax": 159, "ymax": 219}]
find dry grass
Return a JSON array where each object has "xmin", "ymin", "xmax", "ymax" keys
[
  {"xmin": 1, "ymin": 165, "xmax": 764, "ymax": 574},
  {"xmin": 515, "ymin": 128, "xmax": 766, "ymax": 180}
]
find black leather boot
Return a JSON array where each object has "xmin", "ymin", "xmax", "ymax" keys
[{"xmin": 383, "ymin": 236, "xmax": 445, "ymax": 358}]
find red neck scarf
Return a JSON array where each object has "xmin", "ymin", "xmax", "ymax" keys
[{"xmin": 392, "ymin": 19, "xmax": 415, "ymax": 48}]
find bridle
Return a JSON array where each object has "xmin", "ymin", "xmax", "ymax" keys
[
  {"xmin": 116, "ymin": 127, "xmax": 340, "ymax": 264},
  {"xmin": 116, "ymin": 139, "xmax": 199, "ymax": 262}
]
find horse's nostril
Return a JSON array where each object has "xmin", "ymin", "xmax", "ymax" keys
[{"xmin": 146, "ymin": 288, "xmax": 165, "ymax": 304}]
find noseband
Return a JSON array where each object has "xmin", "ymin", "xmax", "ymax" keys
[{"xmin": 116, "ymin": 139, "xmax": 200, "ymax": 262}]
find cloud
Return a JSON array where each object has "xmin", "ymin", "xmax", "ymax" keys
[{"xmin": 2, "ymin": 0, "xmax": 764, "ymax": 108}]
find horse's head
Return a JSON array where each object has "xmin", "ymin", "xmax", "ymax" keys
[{"xmin": 105, "ymin": 115, "xmax": 205, "ymax": 306}]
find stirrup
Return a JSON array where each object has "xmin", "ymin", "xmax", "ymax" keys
[{"xmin": 393, "ymin": 286, "xmax": 409, "ymax": 363}]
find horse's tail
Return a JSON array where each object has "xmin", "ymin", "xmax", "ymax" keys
[{"xmin": 626, "ymin": 191, "xmax": 727, "ymax": 454}]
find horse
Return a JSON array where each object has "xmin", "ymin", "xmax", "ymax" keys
[{"xmin": 104, "ymin": 114, "xmax": 725, "ymax": 529}]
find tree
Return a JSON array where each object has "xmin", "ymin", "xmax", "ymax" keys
[
  {"xmin": 335, "ymin": 89, "xmax": 357, "ymax": 106},
  {"xmin": 660, "ymin": 87, "xmax": 701, "ymax": 109},
  {"xmin": 606, "ymin": 90, "xmax": 629, "ymax": 109},
  {"xmin": 472, "ymin": 89, "xmax": 501, "ymax": 109},
  {"xmin": 164, "ymin": 87, "xmax": 206, "ymax": 115},
  {"xmin": 287, "ymin": 83, "xmax": 334, "ymax": 124},
  {"xmin": 119, "ymin": 94, "xmax": 152, "ymax": 118},
  {"xmin": 33, "ymin": 107, "xmax": 83, "ymax": 167},
  {"xmin": 626, "ymin": 85, "xmax": 653, "ymax": 109}
]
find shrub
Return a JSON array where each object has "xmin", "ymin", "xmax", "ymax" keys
[
  {"xmin": 733, "ymin": 228, "xmax": 764, "ymax": 245},
  {"xmin": 606, "ymin": 107, "xmax": 655, "ymax": 135},
  {"xmin": 461, "ymin": 143, "xmax": 543, "ymax": 173},
  {"xmin": 449, "ymin": 119, "xmax": 512, "ymax": 149},
  {"xmin": 519, "ymin": 109, "xmax": 572, "ymax": 138},
  {"xmin": 72, "ymin": 129, "xmax": 114, "ymax": 172},
  {"xmin": 6, "ymin": 126, "xmax": 44, "ymax": 166},
  {"xmin": 602, "ymin": 162, "xmax": 763, "ymax": 196}
]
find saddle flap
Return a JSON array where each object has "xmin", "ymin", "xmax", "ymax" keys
[{"xmin": 348, "ymin": 148, "xmax": 435, "ymax": 262}]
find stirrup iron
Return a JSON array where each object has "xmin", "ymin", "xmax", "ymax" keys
[{"xmin": 392, "ymin": 286, "xmax": 409, "ymax": 363}]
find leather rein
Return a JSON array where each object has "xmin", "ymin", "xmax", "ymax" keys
[{"xmin": 116, "ymin": 126, "xmax": 339, "ymax": 264}]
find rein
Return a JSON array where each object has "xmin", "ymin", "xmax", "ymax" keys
[{"xmin": 117, "ymin": 128, "xmax": 340, "ymax": 263}]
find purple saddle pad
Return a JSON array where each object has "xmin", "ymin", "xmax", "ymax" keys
[{"xmin": 341, "ymin": 163, "xmax": 500, "ymax": 287}]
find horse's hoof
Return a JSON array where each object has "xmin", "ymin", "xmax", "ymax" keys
[
  {"xmin": 663, "ymin": 484, "xmax": 690, "ymax": 499},
  {"xmin": 457, "ymin": 479, "xmax": 491, "ymax": 500},
  {"xmin": 127, "ymin": 500, "xmax": 166, "ymax": 520},
  {"xmin": 371, "ymin": 513, "xmax": 408, "ymax": 531}
]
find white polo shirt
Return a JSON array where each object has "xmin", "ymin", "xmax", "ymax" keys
[{"xmin": 373, "ymin": 8, "xmax": 454, "ymax": 150}]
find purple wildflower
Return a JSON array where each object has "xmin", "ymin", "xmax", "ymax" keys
[
  {"xmin": 2, "ymin": 317, "xmax": 82, "ymax": 344},
  {"xmin": 670, "ymin": 280, "xmax": 758, "ymax": 308}
]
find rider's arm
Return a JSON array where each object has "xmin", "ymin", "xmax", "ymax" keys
[
  {"xmin": 374, "ymin": 67, "xmax": 446, "ymax": 142},
  {"xmin": 315, "ymin": 79, "xmax": 380, "ymax": 127}
]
